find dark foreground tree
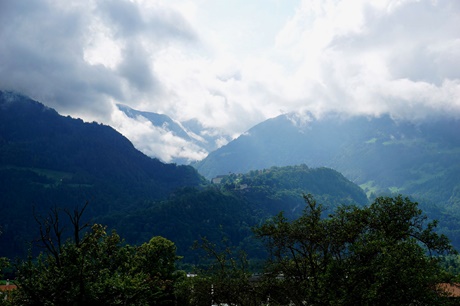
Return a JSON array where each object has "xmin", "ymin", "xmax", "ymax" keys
[
  {"xmin": 181, "ymin": 237, "xmax": 263, "ymax": 306},
  {"xmin": 11, "ymin": 205, "xmax": 181, "ymax": 305},
  {"xmin": 254, "ymin": 195, "xmax": 456, "ymax": 305},
  {"xmin": 0, "ymin": 227, "xmax": 9, "ymax": 278},
  {"xmin": 0, "ymin": 227, "xmax": 12, "ymax": 305}
]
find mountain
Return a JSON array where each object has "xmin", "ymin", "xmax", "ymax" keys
[
  {"xmin": 0, "ymin": 91, "xmax": 205, "ymax": 258},
  {"xmin": 100, "ymin": 164, "xmax": 369, "ymax": 260},
  {"xmin": 0, "ymin": 91, "xmax": 205, "ymax": 191},
  {"xmin": 116, "ymin": 104, "xmax": 232, "ymax": 163},
  {"xmin": 194, "ymin": 112, "xmax": 460, "ymax": 211},
  {"xmin": 118, "ymin": 104, "xmax": 192, "ymax": 141},
  {"xmin": 0, "ymin": 92, "xmax": 373, "ymax": 261}
]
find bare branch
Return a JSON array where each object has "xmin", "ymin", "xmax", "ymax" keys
[{"xmin": 64, "ymin": 201, "xmax": 90, "ymax": 247}]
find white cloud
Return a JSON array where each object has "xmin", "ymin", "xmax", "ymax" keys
[
  {"xmin": 269, "ymin": 0, "xmax": 460, "ymax": 119},
  {"xmin": 0, "ymin": 0, "xmax": 459, "ymax": 162},
  {"xmin": 111, "ymin": 107, "xmax": 207, "ymax": 163}
]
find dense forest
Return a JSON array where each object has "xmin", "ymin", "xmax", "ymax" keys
[
  {"xmin": 100, "ymin": 165, "xmax": 368, "ymax": 261},
  {"xmin": 0, "ymin": 91, "xmax": 369, "ymax": 261},
  {"xmin": 2, "ymin": 195, "xmax": 460, "ymax": 305},
  {"xmin": 0, "ymin": 91, "xmax": 204, "ymax": 259},
  {"xmin": 194, "ymin": 112, "xmax": 460, "ymax": 211}
]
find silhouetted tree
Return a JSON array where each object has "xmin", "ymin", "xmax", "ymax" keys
[
  {"xmin": 13, "ymin": 204, "xmax": 181, "ymax": 305},
  {"xmin": 254, "ymin": 195, "xmax": 456, "ymax": 305}
]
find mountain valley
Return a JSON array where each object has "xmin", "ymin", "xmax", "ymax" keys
[
  {"xmin": 0, "ymin": 92, "xmax": 372, "ymax": 260},
  {"xmin": 194, "ymin": 112, "xmax": 460, "ymax": 215}
]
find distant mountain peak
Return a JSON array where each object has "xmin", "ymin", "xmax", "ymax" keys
[
  {"xmin": 115, "ymin": 104, "xmax": 232, "ymax": 164},
  {"xmin": 116, "ymin": 104, "xmax": 192, "ymax": 141},
  {"xmin": 194, "ymin": 112, "xmax": 460, "ymax": 210}
]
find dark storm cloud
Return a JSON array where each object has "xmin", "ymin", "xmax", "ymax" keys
[
  {"xmin": 0, "ymin": 0, "xmax": 118, "ymax": 117},
  {"xmin": 117, "ymin": 42, "xmax": 157, "ymax": 93},
  {"xmin": 1, "ymin": 0, "xmax": 458, "ymax": 158},
  {"xmin": 0, "ymin": 0, "xmax": 196, "ymax": 120},
  {"xmin": 97, "ymin": 0, "xmax": 145, "ymax": 38}
]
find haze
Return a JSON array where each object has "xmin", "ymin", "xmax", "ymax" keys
[{"xmin": 1, "ymin": 0, "xmax": 459, "ymax": 162}]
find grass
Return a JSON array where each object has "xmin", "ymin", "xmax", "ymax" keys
[
  {"xmin": 388, "ymin": 186, "xmax": 404, "ymax": 194},
  {"xmin": 0, "ymin": 165, "xmax": 92, "ymax": 188},
  {"xmin": 1, "ymin": 165, "xmax": 73, "ymax": 182},
  {"xmin": 409, "ymin": 170, "xmax": 443, "ymax": 186},
  {"xmin": 359, "ymin": 181, "xmax": 380, "ymax": 198},
  {"xmin": 27, "ymin": 167, "xmax": 72, "ymax": 181},
  {"xmin": 365, "ymin": 138, "xmax": 377, "ymax": 144}
]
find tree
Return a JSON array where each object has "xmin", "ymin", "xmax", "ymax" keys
[
  {"xmin": 12, "ymin": 205, "xmax": 181, "ymax": 305},
  {"xmin": 134, "ymin": 236, "xmax": 182, "ymax": 305},
  {"xmin": 0, "ymin": 225, "xmax": 10, "ymax": 283},
  {"xmin": 183, "ymin": 237, "xmax": 264, "ymax": 306},
  {"xmin": 254, "ymin": 195, "xmax": 456, "ymax": 305}
]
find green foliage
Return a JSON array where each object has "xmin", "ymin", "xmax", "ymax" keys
[
  {"xmin": 221, "ymin": 164, "xmax": 367, "ymax": 208},
  {"xmin": 0, "ymin": 258, "xmax": 8, "ymax": 282},
  {"xmin": 182, "ymin": 237, "xmax": 265, "ymax": 306},
  {"xmin": 0, "ymin": 228, "xmax": 9, "ymax": 284},
  {"xmin": 12, "ymin": 210, "xmax": 181, "ymax": 305},
  {"xmin": 252, "ymin": 195, "xmax": 456, "ymax": 305},
  {"xmin": 134, "ymin": 236, "xmax": 180, "ymax": 304},
  {"xmin": 101, "ymin": 165, "xmax": 368, "ymax": 263},
  {"xmin": 194, "ymin": 112, "xmax": 460, "ymax": 224},
  {"xmin": 0, "ymin": 91, "xmax": 206, "ymax": 260},
  {"xmin": 217, "ymin": 165, "xmax": 368, "ymax": 223}
]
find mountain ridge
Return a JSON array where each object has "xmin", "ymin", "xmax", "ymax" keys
[
  {"xmin": 194, "ymin": 112, "xmax": 460, "ymax": 211},
  {"xmin": 0, "ymin": 90, "xmax": 205, "ymax": 258},
  {"xmin": 116, "ymin": 104, "xmax": 232, "ymax": 164},
  {"xmin": 0, "ymin": 91, "xmax": 376, "ymax": 261}
]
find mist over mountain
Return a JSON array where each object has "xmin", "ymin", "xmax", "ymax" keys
[
  {"xmin": 0, "ymin": 91, "xmax": 372, "ymax": 261},
  {"xmin": 0, "ymin": 91, "xmax": 205, "ymax": 257},
  {"xmin": 115, "ymin": 104, "xmax": 232, "ymax": 164},
  {"xmin": 0, "ymin": 91, "xmax": 204, "ymax": 187},
  {"xmin": 195, "ymin": 112, "xmax": 460, "ymax": 211},
  {"xmin": 118, "ymin": 104, "xmax": 193, "ymax": 141}
]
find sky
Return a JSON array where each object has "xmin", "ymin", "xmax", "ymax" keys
[{"xmin": 1, "ymin": 0, "xmax": 459, "ymax": 162}]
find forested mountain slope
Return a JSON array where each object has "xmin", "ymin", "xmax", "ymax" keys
[
  {"xmin": 0, "ymin": 92, "xmax": 370, "ymax": 263},
  {"xmin": 101, "ymin": 165, "xmax": 369, "ymax": 260},
  {"xmin": 0, "ymin": 91, "xmax": 203, "ymax": 187},
  {"xmin": 5, "ymin": 92, "xmax": 457, "ymax": 264},
  {"xmin": 194, "ymin": 112, "xmax": 460, "ymax": 212},
  {"xmin": 0, "ymin": 91, "xmax": 205, "ymax": 258}
]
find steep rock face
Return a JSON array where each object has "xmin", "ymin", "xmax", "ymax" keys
[{"xmin": 195, "ymin": 112, "xmax": 460, "ymax": 209}]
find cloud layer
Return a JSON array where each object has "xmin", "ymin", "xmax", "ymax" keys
[{"xmin": 1, "ymin": 0, "xmax": 459, "ymax": 162}]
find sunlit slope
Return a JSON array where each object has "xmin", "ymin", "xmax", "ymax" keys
[{"xmin": 195, "ymin": 113, "xmax": 460, "ymax": 209}]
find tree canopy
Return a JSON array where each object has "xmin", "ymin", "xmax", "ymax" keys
[
  {"xmin": 252, "ymin": 195, "xmax": 456, "ymax": 305},
  {"xmin": 10, "ymin": 206, "xmax": 182, "ymax": 306}
]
